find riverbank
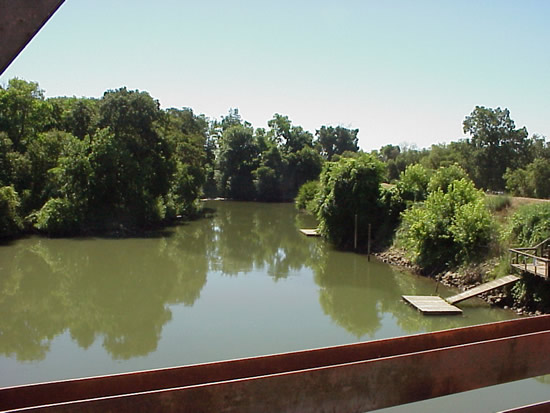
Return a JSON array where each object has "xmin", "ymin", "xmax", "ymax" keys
[{"xmin": 375, "ymin": 248, "xmax": 542, "ymax": 316}]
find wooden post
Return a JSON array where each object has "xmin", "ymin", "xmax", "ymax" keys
[
  {"xmin": 354, "ymin": 214, "xmax": 358, "ymax": 250},
  {"xmin": 367, "ymin": 223, "xmax": 371, "ymax": 261}
]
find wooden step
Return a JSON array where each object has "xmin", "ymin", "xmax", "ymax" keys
[{"xmin": 446, "ymin": 275, "xmax": 520, "ymax": 305}]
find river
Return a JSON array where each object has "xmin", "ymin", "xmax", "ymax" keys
[{"xmin": 0, "ymin": 200, "xmax": 548, "ymax": 411}]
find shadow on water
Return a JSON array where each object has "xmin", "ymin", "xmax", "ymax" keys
[
  {"xmin": 0, "ymin": 201, "xmax": 522, "ymax": 364},
  {"xmin": 0, "ymin": 228, "xmax": 209, "ymax": 361}
]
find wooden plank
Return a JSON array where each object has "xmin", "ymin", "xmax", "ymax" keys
[
  {"xmin": 511, "ymin": 263, "xmax": 548, "ymax": 278},
  {"xmin": 299, "ymin": 229, "xmax": 319, "ymax": 237},
  {"xmin": 446, "ymin": 275, "xmax": 520, "ymax": 304},
  {"xmin": 402, "ymin": 295, "xmax": 463, "ymax": 315}
]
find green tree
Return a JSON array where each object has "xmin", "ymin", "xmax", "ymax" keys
[
  {"xmin": 427, "ymin": 164, "xmax": 468, "ymax": 194},
  {"xmin": 0, "ymin": 79, "xmax": 52, "ymax": 151},
  {"xmin": 0, "ymin": 186, "xmax": 22, "ymax": 237},
  {"xmin": 295, "ymin": 180, "xmax": 320, "ymax": 213},
  {"xmin": 217, "ymin": 124, "xmax": 259, "ymax": 200},
  {"xmin": 282, "ymin": 145, "xmax": 323, "ymax": 199},
  {"xmin": 463, "ymin": 106, "xmax": 529, "ymax": 190},
  {"xmin": 316, "ymin": 154, "xmax": 385, "ymax": 248},
  {"xmin": 268, "ymin": 114, "xmax": 313, "ymax": 154},
  {"xmin": 315, "ymin": 126, "xmax": 359, "ymax": 160},
  {"xmin": 396, "ymin": 163, "xmax": 430, "ymax": 202}
]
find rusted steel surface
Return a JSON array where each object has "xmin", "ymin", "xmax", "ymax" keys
[
  {"xmin": 1, "ymin": 316, "xmax": 550, "ymax": 412},
  {"xmin": 6, "ymin": 329, "xmax": 550, "ymax": 413},
  {"xmin": 0, "ymin": 0, "xmax": 65, "ymax": 75},
  {"xmin": 498, "ymin": 400, "xmax": 550, "ymax": 413}
]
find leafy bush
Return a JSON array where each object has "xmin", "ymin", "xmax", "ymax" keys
[
  {"xmin": 34, "ymin": 198, "xmax": 81, "ymax": 236},
  {"xmin": 427, "ymin": 164, "xmax": 468, "ymax": 194},
  {"xmin": 295, "ymin": 180, "xmax": 320, "ymax": 213},
  {"xmin": 0, "ymin": 186, "xmax": 22, "ymax": 238},
  {"xmin": 507, "ymin": 202, "xmax": 550, "ymax": 246},
  {"xmin": 396, "ymin": 163, "xmax": 430, "ymax": 202},
  {"xmin": 316, "ymin": 154, "xmax": 385, "ymax": 248},
  {"xmin": 397, "ymin": 178, "xmax": 494, "ymax": 273},
  {"xmin": 505, "ymin": 159, "xmax": 550, "ymax": 199}
]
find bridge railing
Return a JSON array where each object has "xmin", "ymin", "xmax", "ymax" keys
[{"xmin": 2, "ymin": 316, "xmax": 550, "ymax": 412}]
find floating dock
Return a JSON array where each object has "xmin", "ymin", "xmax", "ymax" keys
[
  {"xmin": 402, "ymin": 295, "xmax": 463, "ymax": 315},
  {"xmin": 403, "ymin": 275, "xmax": 520, "ymax": 315},
  {"xmin": 299, "ymin": 229, "xmax": 320, "ymax": 237}
]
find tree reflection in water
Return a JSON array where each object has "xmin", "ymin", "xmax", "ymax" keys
[
  {"xmin": 0, "ymin": 229, "xmax": 208, "ymax": 361},
  {"xmin": 0, "ymin": 201, "xmax": 517, "ymax": 363}
]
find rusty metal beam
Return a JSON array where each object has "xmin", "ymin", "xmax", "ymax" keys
[
  {"xmin": 0, "ymin": 0, "xmax": 65, "ymax": 75},
  {"xmin": 2, "ymin": 316, "xmax": 550, "ymax": 412},
  {"xmin": 498, "ymin": 401, "xmax": 550, "ymax": 413}
]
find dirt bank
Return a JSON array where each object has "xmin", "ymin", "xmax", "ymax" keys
[{"xmin": 375, "ymin": 248, "xmax": 541, "ymax": 316}]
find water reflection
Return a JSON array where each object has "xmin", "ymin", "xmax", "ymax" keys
[
  {"xmin": 0, "ymin": 230, "xmax": 207, "ymax": 361},
  {"xmin": 0, "ymin": 201, "xmax": 517, "ymax": 364},
  {"xmin": 206, "ymin": 202, "xmax": 318, "ymax": 280}
]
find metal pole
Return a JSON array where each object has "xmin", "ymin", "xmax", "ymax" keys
[
  {"xmin": 367, "ymin": 224, "xmax": 371, "ymax": 261},
  {"xmin": 354, "ymin": 214, "xmax": 358, "ymax": 251}
]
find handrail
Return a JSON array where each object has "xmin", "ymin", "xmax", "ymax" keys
[
  {"xmin": 509, "ymin": 249, "xmax": 550, "ymax": 263},
  {"xmin": 532, "ymin": 237, "xmax": 550, "ymax": 250}
]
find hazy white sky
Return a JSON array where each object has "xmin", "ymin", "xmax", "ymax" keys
[{"xmin": 2, "ymin": 0, "xmax": 549, "ymax": 151}]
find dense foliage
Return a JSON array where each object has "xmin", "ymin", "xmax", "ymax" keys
[
  {"xmin": 0, "ymin": 79, "xmax": 207, "ymax": 237},
  {"xmin": 294, "ymin": 180, "xmax": 319, "ymax": 212},
  {"xmin": 316, "ymin": 154, "xmax": 385, "ymax": 249},
  {"xmin": 397, "ymin": 174, "xmax": 494, "ymax": 273},
  {"xmin": 506, "ymin": 203, "xmax": 550, "ymax": 247}
]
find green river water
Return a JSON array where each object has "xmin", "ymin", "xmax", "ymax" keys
[{"xmin": 0, "ymin": 201, "xmax": 548, "ymax": 411}]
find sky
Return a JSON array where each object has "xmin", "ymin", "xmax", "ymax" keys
[{"xmin": 1, "ymin": 0, "xmax": 549, "ymax": 151}]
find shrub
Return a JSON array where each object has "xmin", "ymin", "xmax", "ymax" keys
[
  {"xmin": 396, "ymin": 163, "xmax": 430, "ymax": 202},
  {"xmin": 295, "ymin": 180, "xmax": 320, "ymax": 213},
  {"xmin": 34, "ymin": 198, "xmax": 81, "ymax": 236},
  {"xmin": 507, "ymin": 202, "xmax": 550, "ymax": 246},
  {"xmin": 427, "ymin": 164, "xmax": 468, "ymax": 194},
  {"xmin": 0, "ymin": 186, "xmax": 23, "ymax": 238},
  {"xmin": 397, "ymin": 178, "xmax": 494, "ymax": 273}
]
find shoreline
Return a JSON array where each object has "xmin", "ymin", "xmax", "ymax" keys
[{"xmin": 375, "ymin": 248, "xmax": 541, "ymax": 317}]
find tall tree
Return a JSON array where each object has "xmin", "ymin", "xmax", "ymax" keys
[
  {"xmin": 267, "ymin": 114, "xmax": 313, "ymax": 154},
  {"xmin": 0, "ymin": 79, "xmax": 52, "ymax": 151},
  {"xmin": 316, "ymin": 126, "xmax": 359, "ymax": 160},
  {"xmin": 463, "ymin": 106, "xmax": 529, "ymax": 190},
  {"xmin": 217, "ymin": 124, "xmax": 259, "ymax": 200}
]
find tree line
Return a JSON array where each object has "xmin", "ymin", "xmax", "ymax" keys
[
  {"xmin": 0, "ymin": 79, "xmax": 361, "ymax": 237},
  {"xmin": 1, "ymin": 78, "xmax": 548, "ymax": 239},
  {"xmin": 377, "ymin": 106, "xmax": 550, "ymax": 197}
]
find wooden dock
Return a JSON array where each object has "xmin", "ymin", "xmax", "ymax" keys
[
  {"xmin": 509, "ymin": 237, "xmax": 550, "ymax": 279},
  {"xmin": 299, "ymin": 229, "xmax": 320, "ymax": 237},
  {"xmin": 511, "ymin": 262, "xmax": 548, "ymax": 278},
  {"xmin": 446, "ymin": 275, "xmax": 520, "ymax": 304},
  {"xmin": 402, "ymin": 295, "xmax": 462, "ymax": 315},
  {"xmin": 403, "ymin": 275, "xmax": 520, "ymax": 314}
]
